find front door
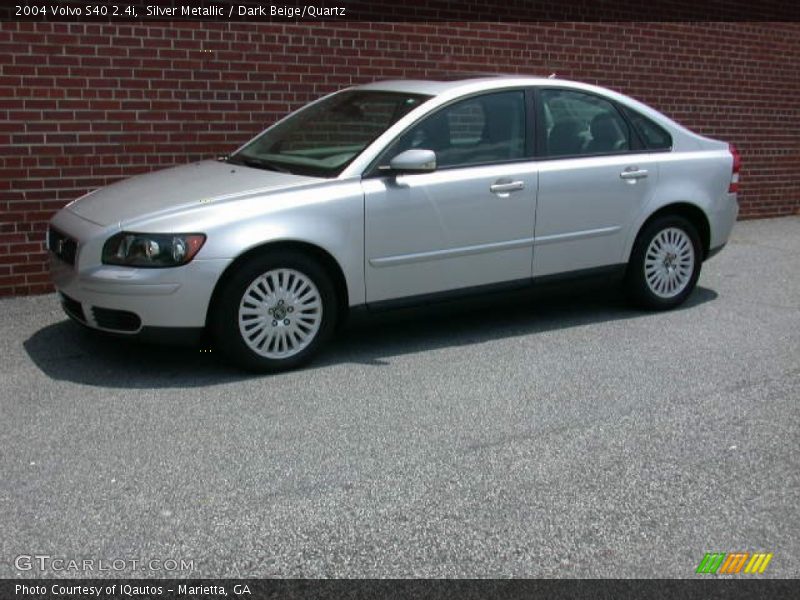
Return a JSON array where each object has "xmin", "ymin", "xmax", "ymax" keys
[{"xmin": 362, "ymin": 90, "xmax": 538, "ymax": 303}]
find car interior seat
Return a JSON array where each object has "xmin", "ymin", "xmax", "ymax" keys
[
  {"xmin": 586, "ymin": 113, "xmax": 627, "ymax": 154},
  {"xmin": 547, "ymin": 119, "xmax": 585, "ymax": 156}
]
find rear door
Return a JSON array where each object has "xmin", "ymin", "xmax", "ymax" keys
[{"xmin": 532, "ymin": 88, "xmax": 659, "ymax": 277}]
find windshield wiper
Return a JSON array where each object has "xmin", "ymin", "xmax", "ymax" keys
[{"xmin": 227, "ymin": 155, "xmax": 290, "ymax": 174}]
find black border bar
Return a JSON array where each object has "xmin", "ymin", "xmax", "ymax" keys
[
  {"xmin": 2, "ymin": 579, "xmax": 800, "ymax": 600},
  {"xmin": 2, "ymin": 0, "xmax": 800, "ymax": 22}
]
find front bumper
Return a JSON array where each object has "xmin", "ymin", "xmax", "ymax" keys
[
  {"xmin": 48, "ymin": 209, "xmax": 231, "ymax": 336},
  {"xmin": 58, "ymin": 291, "xmax": 207, "ymax": 345},
  {"xmin": 51, "ymin": 255, "xmax": 230, "ymax": 333}
]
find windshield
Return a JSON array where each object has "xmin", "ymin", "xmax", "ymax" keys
[{"xmin": 229, "ymin": 90, "xmax": 431, "ymax": 178}]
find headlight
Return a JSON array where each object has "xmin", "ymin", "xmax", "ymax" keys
[{"xmin": 102, "ymin": 232, "xmax": 206, "ymax": 267}]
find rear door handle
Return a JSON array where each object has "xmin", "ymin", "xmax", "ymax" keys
[
  {"xmin": 490, "ymin": 179, "xmax": 525, "ymax": 195},
  {"xmin": 620, "ymin": 167, "xmax": 648, "ymax": 181}
]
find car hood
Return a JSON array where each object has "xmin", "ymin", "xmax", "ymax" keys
[{"xmin": 66, "ymin": 160, "xmax": 319, "ymax": 227}]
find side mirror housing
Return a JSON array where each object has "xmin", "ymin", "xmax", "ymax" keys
[{"xmin": 387, "ymin": 149, "xmax": 437, "ymax": 174}]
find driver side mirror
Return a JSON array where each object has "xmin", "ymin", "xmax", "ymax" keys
[{"xmin": 387, "ymin": 149, "xmax": 437, "ymax": 174}]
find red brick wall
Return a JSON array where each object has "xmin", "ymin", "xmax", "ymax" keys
[{"xmin": 1, "ymin": 20, "xmax": 799, "ymax": 296}]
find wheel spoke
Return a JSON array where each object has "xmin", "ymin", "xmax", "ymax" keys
[
  {"xmin": 300, "ymin": 297, "xmax": 321, "ymax": 309},
  {"xmin": 288, "ymin": 329, "xmax": 301, "ymax": 349},
  {"xmin": 250, "ymin": 327, "xmax": 268, "ymax": 348}
]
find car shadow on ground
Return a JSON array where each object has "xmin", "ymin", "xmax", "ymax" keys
[{"xmin": 24, "ymin": 283, "xmax": 718, "ymax": 389}]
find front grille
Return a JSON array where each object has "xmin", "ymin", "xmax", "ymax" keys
[
  {"xmin": 60, "ymin": 292, "xmax": 86, "ymax": 323},
  {"xmin": 48, "ymin": 227, "xmax": 78, "ymax": 266},
  {"xmin": 91, "ymin": 306, "xmax": 142, "ymax": 332}
]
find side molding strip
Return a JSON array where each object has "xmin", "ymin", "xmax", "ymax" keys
[
  {"xmin": 533, "ymin": 225, "xmax": 621, "ymax": 246},
  {"xmin": 369, "ymin": 226, "xmax": 621, "ymax": 268},
  {"xmin": 369, "ymin": 237, "xmax": 536, "ymax": 268}
]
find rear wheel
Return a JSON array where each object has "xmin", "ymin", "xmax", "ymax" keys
[
  {"xmin": 626, "ymin": 215, "xmax": 702, "ymax": 310},
  {"xmin": 211, "ymin": 251, "xmax": 337, "ymax": 372}
]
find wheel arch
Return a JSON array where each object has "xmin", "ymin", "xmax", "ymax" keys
[
  {"xmin": 205, "ymin": 240, "xmax": 350, "ymax": 329},
  {"xmin": 628, "ymin": 202, "xmax": 711, "ymax": 262}
]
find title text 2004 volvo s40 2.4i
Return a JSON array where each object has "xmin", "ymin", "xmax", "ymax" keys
[{"xmin": 48, "ymin": 77, "xmax": 740, "ymax": 372}]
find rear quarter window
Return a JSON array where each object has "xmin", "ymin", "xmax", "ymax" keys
[{"xmin": 623, "ymin": 108, "xmax": 673, "ymax": 150}]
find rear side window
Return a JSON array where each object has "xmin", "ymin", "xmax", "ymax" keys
[
  {"xmin": 539, "ymin": 89, "xmax": 631, "ymax": 158},
  {"xmin": 623, "ymin": 108, "xmax": 673, "ymax": 150}
]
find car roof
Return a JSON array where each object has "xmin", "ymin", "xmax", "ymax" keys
[
  {"xmin": 354, "ymin": 76, "xmax": 567, "ymax": 97},
  {"xmin": 338, "ymin": 76, "xmax": 704, "ymax": 178},
  {"xmin": 350, "ymin": 76, "xmax": 690, "ymax": 140}
]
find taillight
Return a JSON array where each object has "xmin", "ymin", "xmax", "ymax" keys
[{"xmin": 729, "ymin": 143, "xmax": 741, "ymax": 193}]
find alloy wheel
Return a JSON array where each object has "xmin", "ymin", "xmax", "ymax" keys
[
  {"xmin": 643, "ymin": 227, "xmax": 695, "ymax": 299},
  {"xmin": 237, "ymin": 268, "xmax": 323, "ymax": 359}
]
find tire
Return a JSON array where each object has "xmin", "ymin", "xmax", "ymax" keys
[
  {"xmin": 211, "ymin": 251, "xmax": 337, "ymax": 372},
  {"xmin": 625, "ymin": 215, "xmax": 702, "ymax": 310}
]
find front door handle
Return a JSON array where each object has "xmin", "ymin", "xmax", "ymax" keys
[
  {"xmin": 490, "ymin": 179, "xmax": 525, "ymax": 196},
  {"xmin": 620, "ymin": 167, "xmax": 649, "ymax": 181}
]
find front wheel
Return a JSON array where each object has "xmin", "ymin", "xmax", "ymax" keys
[
  {"xmin": 211, "ymin": 251, "xmax": 337, "ymax": 372},
  {"xmin": 626, "ymin": 215, "xmax": 702, "ymax": 310}
]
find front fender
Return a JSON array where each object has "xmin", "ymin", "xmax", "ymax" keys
[{"xmin": 124, "ymin": 179, "xmax": 367, "ymax": 306}]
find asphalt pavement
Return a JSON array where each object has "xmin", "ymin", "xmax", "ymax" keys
[{"xmin": 1, "ymin": 216, "xmax": 798, "ymax": 578}]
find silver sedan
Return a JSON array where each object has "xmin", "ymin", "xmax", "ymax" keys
[{"xmin": 48, "ymin": 77, "xmax": 739, "ymax": 371}]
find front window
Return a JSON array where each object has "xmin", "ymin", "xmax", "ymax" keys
[
  {"xmin": 229, "ymin": 90, "xmax": 431, "ymax": 177},
  {"xmin": 379, "ymin": 90, "xmax": 527, "ymax": 169}
]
